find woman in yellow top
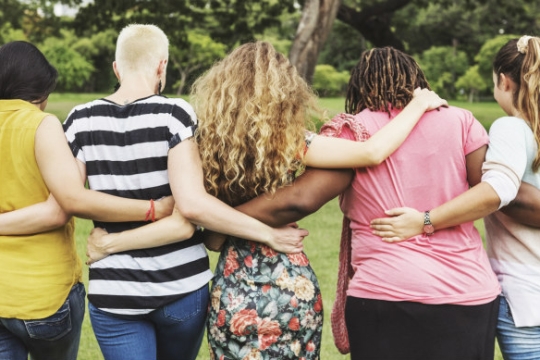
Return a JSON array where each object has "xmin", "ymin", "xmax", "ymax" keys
[{"xmin": 0, "ymin": 41, "xmax": 177, "ymax": 360}]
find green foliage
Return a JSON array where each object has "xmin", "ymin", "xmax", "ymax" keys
[
  {"xmin": 394, "ymin": 0, "xmax": 539, "ymax": 60},
  {"xmin": 475, "ymin": 34, "xmax": 518, "ymax": 80},
  {"xmin": 318, "ymin": 20, "xmax": 365, "ymax": 72},
  {"xmin": 0, "ymin": 23, "xmax": 27, "ymax": 43},
  {"xmin": 41, "ymin": 31, "xmax": 94, "ymax": 91},
  {"xmin": 455, "ymin": 65, "xmax": 488, "ymax": 102},
  {"xmin": 169, "ymin": 31, "xmax": 227, "ymax": 95},
  {"xmin": 417, "ymin": 46, "xmax": 469, "ymax": 98},
  {"xmin": 312, "ymin": 65, "xmax": 350, "ymax": 97}
]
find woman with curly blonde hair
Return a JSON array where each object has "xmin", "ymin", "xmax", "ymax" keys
[
  {"xmin": 193, "ymin": 41, "xmax": 445, "ymax": 359},
  {"xmin": 83, "ymin": 41, "xmax": 445, "ymax": 358}
]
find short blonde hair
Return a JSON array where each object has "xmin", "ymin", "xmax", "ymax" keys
[{"xmin": 115, "ymin": 24, "xmax": 169, "ymax": 79}]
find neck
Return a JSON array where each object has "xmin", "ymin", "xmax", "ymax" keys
[{"xmin": 107, "ymin": 76, "xmax": 159, "ymax": 105}]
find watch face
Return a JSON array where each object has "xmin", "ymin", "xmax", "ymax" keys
[{"xmin": 423, "ymin": 224, "xmax": 435, "ymax": 235}]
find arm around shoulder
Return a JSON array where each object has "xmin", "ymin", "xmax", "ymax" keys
[{"xmin": 304, "ymin": 89, "xmax": 447, "ymax": 169}]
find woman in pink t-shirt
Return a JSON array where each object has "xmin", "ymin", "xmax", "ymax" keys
[
  {"xmin": 235, "ymin": 47, "xmax": 502, "ymax": 360},
  {"xmin": 371, "ymin": 36, "xmax": 540, "ymax": 360}
]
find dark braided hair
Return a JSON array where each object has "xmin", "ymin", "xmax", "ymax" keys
[{"xmin": 345, "ymin": 47, "xmax": 430, "ymax": 116}]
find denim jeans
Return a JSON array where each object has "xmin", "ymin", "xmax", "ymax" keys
[
  {"xmin": 497, "ymin": 295, "xmax": 540, "ymax": 360},
  {"xmin": 0, "ymin": 282, "xmax": 86, "ymax": 360},
  {"xmin": 89, "ymin": 284, "xmax": 208, "ymax": 360}
]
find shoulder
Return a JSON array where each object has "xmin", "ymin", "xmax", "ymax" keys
[
  {"xmin": 490, "ymin": 116, "xmax": 529, "ymax": 131},
  {"xmin": 64, "ymin": 99, "xmax": 104, "ymax": 125},
  {"xmin": 152, "ymin": 96, "xmax": 197, "ymax": 125},
  {"xmin": 320, "ymin": 112, "xmax": 370, "ymax": 141},
  {"xmin": 426, "ymin": 105, "xmax": 475, "ymax": 121}
]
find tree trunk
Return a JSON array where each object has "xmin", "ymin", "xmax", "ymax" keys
[
  {"xmin": 176, "ymin": 71, "xmax": 187, "ymax": 96},
  {"xmin": 289, "ymin": 0, "xmax": 341, "ymax": 84}
]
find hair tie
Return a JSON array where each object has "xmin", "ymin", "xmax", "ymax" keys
[{"xmin": 517, "ymin": 35, "xmax": 533, "ymax": 54}]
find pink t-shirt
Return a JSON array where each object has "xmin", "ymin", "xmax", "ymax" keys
[{"xmin": 323, "ymin": 106, "xmax": 500, "ymax": 305}]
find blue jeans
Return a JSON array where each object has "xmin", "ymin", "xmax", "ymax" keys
[
  {"xmin": 0, "ymin": 282, "xmax": 85, "ymax": 360},
  {"xmin": 89, "ymin": 285, "xmax": 208, "ymax": 360},
  {"xmin": 497, "ymin": 295, "xmax": 540, "ymax": 360}
]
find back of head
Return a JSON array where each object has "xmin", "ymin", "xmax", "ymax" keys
[
  {"xmin": 0, "ymin": 41, "xmax": 57, "ymax": 104},
  {"xmin": 494, "ymin": 36, "xmax": 540, "ymax": 171},
  {"xmin": 345, "ymin": 47, "xmax": 430, "ymax": 116},
  {"xmin": 115, "ymin": 24, "xmax": 169, "ymax": 79},
  {"xmin": 192, "ymin": 41, "xmax": 318, "ymax": 205}
]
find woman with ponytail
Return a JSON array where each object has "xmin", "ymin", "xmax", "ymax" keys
[{"xmin": 372, "ymin": 36, "xmax": 540, "ymax": 359}]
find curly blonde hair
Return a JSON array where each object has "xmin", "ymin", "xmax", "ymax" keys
[{"xmin": 191, "ymin": 41, "xmax": 319, "ymax": 206}]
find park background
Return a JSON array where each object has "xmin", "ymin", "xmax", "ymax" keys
[{"xmin": 4, "ymin": 0, "xmax": 540, "ymax": 358}]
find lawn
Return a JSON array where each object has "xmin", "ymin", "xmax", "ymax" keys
[{"xmin": 46, "ymin": 94, "xmax": 504, "ymax": 360}]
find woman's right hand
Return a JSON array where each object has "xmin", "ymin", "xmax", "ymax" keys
[
  {"xmin": 370, "ymin": 207, "xmax": 424, "ymax": 242},
  {"xmin": 86, "ymin": 227, "xmax": 110, "ymax": 265},
  {"xmin": 267, "ymin": 225, "xmax": 308, "ymax": 253},
  {"xmin": 412, "ymin": 88, "xmax": 448, "ymax": 111},
  {"xmin": 154, "ymin": 196, "xmax": 175, "ymax": 220}
]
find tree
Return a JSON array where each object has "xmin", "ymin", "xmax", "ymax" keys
[
  {"xmin": 417, "ymin": 46, "xmax": 469, "ymax": 99},
  {"xmin": 169, "ymin": 32, "xmax": 227, "ymax": 95},
  {"xmin": 294, "ymin": 0, "xmax": 539, "ymax": 83},
  {"xmin": 289, "ymin": 0, "xmax": 341, "ymax": 82},
  {"xmin": 455, "ymin": 65, "xmax": 488, "ymax": 102},
  {"xmin": 71, "ymin": 29, "xmax": 117, "ymax": 92},
  {"xmin": 312, "ymin": 64, "xmax": 349, "ymax": 97},
  {"xmin": 475, "ymin": 34, "xmax": 518, "ymax": 82},
  {"xmin": 0, "ymin": 23, "xmax": 27, "ymax": 44},
  {"xmin": 393, "ymin": 0, "xmax": 537, "ymax": 60},
  {"xmin": 41, "ymin": 30, "xmax": 94, "ymax": 91}
]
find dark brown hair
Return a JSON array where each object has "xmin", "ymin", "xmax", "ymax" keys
[
  {"xmin": 345, "ymin": 47, "xmax": 430, "ymax": 116},
  {"xmin": 0, "ymin": 41, "xmax": 57, "ymax": 104}
]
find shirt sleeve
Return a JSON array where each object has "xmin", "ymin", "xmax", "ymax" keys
[
  {"xmin": 463, "ymin": 110, "xmax": 489, "ymax": 156},
  {"xmin": 481, "ymin": 117, "xmax": 530, "ymax": 207},
  {"xmin": 62, "ymin": 109, "xmax": 85, "ymax": 163},
  {"xmin": 319, "ymin": 113, "xmax": 371, "ymax": 142},
  {"xmin": 169, "ymin": 99, "xmax": 198, "ymax": 149}
]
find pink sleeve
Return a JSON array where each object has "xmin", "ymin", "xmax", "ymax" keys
[
  {"xmin": 463, "ymin": 111, "xmax": 489, "ymax": 155},
  {"xmin": 319, "ymin": 113, "xmax": 371, "ymax": 142}
]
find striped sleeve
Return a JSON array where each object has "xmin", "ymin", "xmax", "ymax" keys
[{"xmin": 168, "ymin": 98, "xmax": 198, "ymax": 149}]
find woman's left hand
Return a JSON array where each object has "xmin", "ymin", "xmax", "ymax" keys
[
  {"xmin": 86, "ymin": 227, "xmax": 110, "ymax": 265},
  {"xmin": 370, "ymin": 207, "xmax": 424, "ymax": 242}
]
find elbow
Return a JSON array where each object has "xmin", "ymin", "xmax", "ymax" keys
[
  {"xmin": 288, "ymin": 197, "xmax": 324, "ymax": 218},
  {"xmin": 364, "ymin": 147, "xmax": 385, "ymax": 166},
  {"xmin": 176, "ymin": 201, "xmax": 205, "ymax": 223},
  {"xmin": 51, "ymin": 210, "xmax": 71, "ymax": 228},
  {"xmin": 181, "ymin": 223, "xmax": 196, "ymax": 240},
  {"xmin": 370, "ymin": 150, "xmax": 386, "ymax": 166}
]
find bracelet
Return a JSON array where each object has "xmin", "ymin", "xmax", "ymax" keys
[{"xmin": 145, "ymin": 199, "xmax": 156, "ymax": 222}]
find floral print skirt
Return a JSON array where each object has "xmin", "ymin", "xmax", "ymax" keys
[{"xmin": 207, "ymin": 239, "xmax": 323, "ymax": 360}]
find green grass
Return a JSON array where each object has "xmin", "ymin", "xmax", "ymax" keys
[{"xmin": 47, "ymin": 94, "xmax": 503, "ymax": 360}]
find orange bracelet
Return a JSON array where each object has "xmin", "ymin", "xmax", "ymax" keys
[{"xmin": 145, "ymin": 199, "xmax": 156, "ymax": 222}]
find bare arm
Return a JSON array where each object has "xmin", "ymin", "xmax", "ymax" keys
[
  {"xmin": 370, "ymin": 145, "xmax": 501, "ymax": 241},
  {"xmin": 0, "ymin": 195, "xmax": 69, "ymax": 235},
  {"xmin": 86, "ymin": 208, "xmax": 196, "ymax": 264},
  {"xmin": 500, "ymin": 182, "xmax": 540, "ymax": 227},
  {"xmin": 304, "ymin": 88, "xmax": 447, "ymax": 168},
  {"xmin": 204, "ymin": 167, "xmax": 353, "ymax": 251},
  {"xmin": 169, "ymin": 138, "xmax": 308, "ymax": 253},
  {"xmin": 34, "ymin": 115, "xmax": 173, "ymax": 222}
]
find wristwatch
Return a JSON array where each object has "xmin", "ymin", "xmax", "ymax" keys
[{"xmin": 423, "ymin": 211, "xmax": 435, "ymax": 236}]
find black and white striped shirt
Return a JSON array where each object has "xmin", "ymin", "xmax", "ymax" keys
[{"xmin": 63, "ymin": 95, "xmax": 213, "ymax": 315}]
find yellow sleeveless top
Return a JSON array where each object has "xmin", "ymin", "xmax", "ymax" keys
[{"xmin": 0, "ymin": 99, "xmax": 82, "ymax": 320}]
